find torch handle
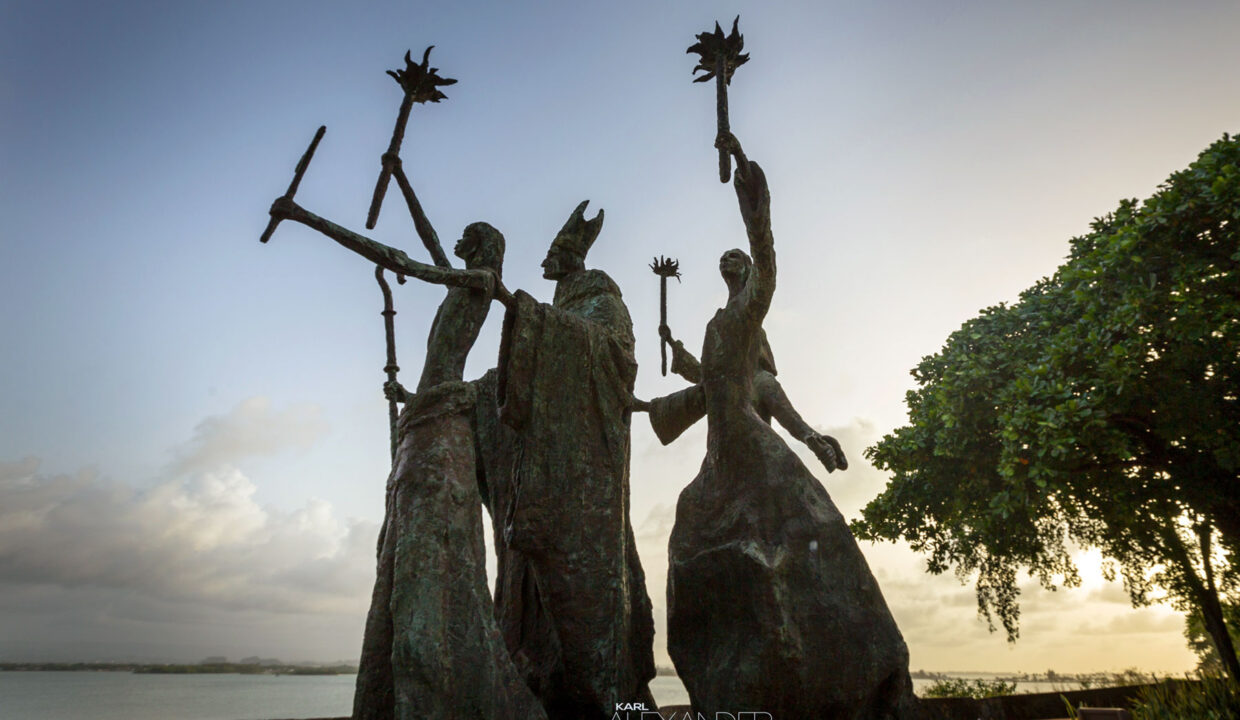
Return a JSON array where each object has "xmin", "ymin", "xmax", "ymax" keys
[
  {"xmin": 715, "ymin": 56, "xmax": 730, "ymax": 183},
  {"xmin": 376, "ymin": 266, "xmax": 400, "ymax": 463},
  {"xmin": 660, "ymin": 278, "xmax": 669, "ymax": 376}
]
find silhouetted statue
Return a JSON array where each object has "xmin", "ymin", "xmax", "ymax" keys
[
  {"xmin": 644, "ymin": 133, "xmax": 918, "ymax": 719},
  {"xmin": 471, "ymin": 201, "xmax": 657, "ymax": 720},
  {"xmin": 654, "ymin": 316, "xmax": 846, "ymax": 473},
  {"xmin": 267, "ymin": 196, "xmax": 546, "ymax": 720}
]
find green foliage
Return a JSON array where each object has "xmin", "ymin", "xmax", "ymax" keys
[
  {"xmin": 1129, "ymin": 677, "xmax": 1240, "ymax": 719},
  {"xmin": 921, "ymin": 677, "xmax": 1018, "ymax": 698},
  {"xmin": 1075, "ymin": 668, "xmax": 1162, "ymax": 690},
  {"xmin": 1185, "ymin": 601, "xmax": 1240, "ymax": 674},
  {"xmin": 853, "ymin": 133, "xmax": 1240, "ymax": 645}
]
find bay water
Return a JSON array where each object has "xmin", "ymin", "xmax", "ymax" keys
[
  {"xmin": 0, "ymin": 671, "xmax": 1089, "ymax": 718},
  {"xmin": 0, "ymin": 672, "xmax": 690, "ymax": 719}
]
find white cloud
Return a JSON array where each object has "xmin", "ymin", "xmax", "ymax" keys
[
  {"xmin": 166, "ymin": 396, "xmax": 327, "ymax": 476},
  {"xmin": 0, "ymin": 402, "xmax": 1202, "ymax": 672},
  {"xmin": 0, "ymin": 399, "xmax": 375, "ymax": 661},
  {"xmin": 0, "ymin": 457, "xmax": 374, "ymax": 616}
]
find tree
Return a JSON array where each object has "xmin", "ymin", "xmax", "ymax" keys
[
  {"xmin": 1186, "ymin": 600, "xmax": 1240, "ymax": 675},
  {"xmin": 852, "ymin": 133, "xmax": 1240, "ymax": 683}
]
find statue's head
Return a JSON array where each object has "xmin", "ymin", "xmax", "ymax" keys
[
  {"xmin": 543, "ymin": 200, "xmax": 603, "ymax": 280},
  {"xmin": 719, "ymin": 248, "xmax": 752, "ymax": 296},
  {"xmin": 457, "ymin": 221, "xmax": 505, "ymax": 272}
]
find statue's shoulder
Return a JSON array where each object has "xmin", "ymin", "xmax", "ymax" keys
[
  {"xmin": 554, "ymin": 269, "xmax": 624, "ymax": 308},
  {"xmin": 552, "ymin": 269, "xmax": 634, "ymax": 350},
  {"xmin": 577, "ymin": 269, "xmax": 623, "ymax": 299}
]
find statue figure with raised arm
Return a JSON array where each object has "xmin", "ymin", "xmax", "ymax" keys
[
  {"xmin": 266, "ymin": 196, "xmax": 545, "ymax": 720},
  {"xmin": 644, "ymin": 133, "xmax": 918, "ymax": 719},
  {"xmin": 653, "ymin": 306, "xmax": 847, "ymax": 473}
]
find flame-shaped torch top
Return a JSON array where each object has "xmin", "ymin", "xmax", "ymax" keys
[
  {"xmin": 387, "ymin": 46, "xmax": 458, "ymax": 103},
  {"xmin": 686, "ymin": 16, "xmax": 749, "ymax": 85}
]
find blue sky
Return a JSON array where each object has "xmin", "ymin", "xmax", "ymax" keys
[{"xmin": 2, "ymin": 1, "xmax": 1238, "ymax": 671}]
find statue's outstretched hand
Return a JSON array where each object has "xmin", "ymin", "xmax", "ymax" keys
[
  {"xmin": 384, "ymin": 380, "xmax": 411, "ymax": 404},
  {"xmin": 715, "ymin": 131, "xmax": 750, "ymax": 174},
  {"xmin": 659, "ymin": 324, "xmax": 674, "ymax": 343},
  {"xmin": 476, "ymin": 268, "xmax": 515, "ymax": 309},
  {"xmin": 714, "ymin": 130, "xmax": 741, "ymax": 159},
  {"xmin": 269, "ymin": 195, "xmax": 299, "ymax": 221},
  {"xmin": 805, "ymin": 432, "xmax": 848, "ymax": 473}
]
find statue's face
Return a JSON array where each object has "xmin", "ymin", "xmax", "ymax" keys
[
  {"xmin": 455, "ymin": 230, "xmax": 479, "ymax": 264},
  {"xmin": 457, "ymin": 222, "xmax": 504, "ymax": 270},
  {"xmin": 719, "ymin": 249, "xmax": 749, "ymax": 286},
  {"xmin": 541, "ymin": 247, "xmax": 577, "ymax": 280}
]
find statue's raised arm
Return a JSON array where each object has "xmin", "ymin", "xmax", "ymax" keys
[
  {"xmin": 268, "ymin": 196, "xmax": 512, "ymax": 303},
  {"xmin": 717, "ymin": 131, "xmax": 774, "ymax": 326}
]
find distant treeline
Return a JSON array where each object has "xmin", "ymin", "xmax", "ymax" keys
[{"xmin": 0, "ymin": 662, "xmax": 357, "ymax": 675}]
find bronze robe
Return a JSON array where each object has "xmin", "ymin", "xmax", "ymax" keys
[
  {"xmin": 474, "ymin": 270, "xmax": 656, "ymax": 720},
  {"xmin": 660, "ymin": 162, "xmax": 917, "ymax": 718},
  {"xmin": 354, "ymin": 382, "xmax": 545, "ymax": 720}
]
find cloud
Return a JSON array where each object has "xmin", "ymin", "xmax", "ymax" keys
[
  {"xmin": 166, "ymin": 396, "xmax": 327, "ymax": 476},
  {"xmin": 0, "ymin": 402, "xmax": 1200, "ymax": 671},
  {"xmin": 1074, "ymin": 611, "xmax": 1184, "ymax": 636},
  {"xmin": 0, "ymin": 456, "xmax": 41, "ymax": 483},
  {"xmin": 0, "ymin": 396, "xmax": 375, "ymax": 661},
  {"xmin": 1088, "ymin": 581, "xmax": 1137, "ymax": 606},
  {"xmin": 775, "ymin": 416, "xmax": 892, "ymax": 518},
  {"xmin": 0, "ymin": 457, "xmax": 375, "ymax": 616},
  {"xmin": 635, "ymin": 503, "xmax": 676, "ymax": 545},
  {"xmin": 0, "ymin": 581, "xmax": 367, "ymax": 663}
]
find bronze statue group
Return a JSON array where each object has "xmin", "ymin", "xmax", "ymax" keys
[{"xmin": 263, "ymin": 23, "xmax": 919, "ymax": 720}]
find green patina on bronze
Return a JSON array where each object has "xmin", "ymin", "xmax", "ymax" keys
[
  {"xmin": 257, "ymin": 27, "xmax": 926, "ymax": 720},
  {"xmin": 472, "ymin": 201, "xmax": 657, "ymax": 720},
  {"xmin": 648, "ymin": 130, "xmax": 918, "ymax": 719},
  {"xmin": 264, "ymin": 110, "xmax": 544, "ymax": 718}
]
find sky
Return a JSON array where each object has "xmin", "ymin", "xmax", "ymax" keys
[{"xmin": 2, "ymin": 0, "xmax": 1238, "ymax": 674}]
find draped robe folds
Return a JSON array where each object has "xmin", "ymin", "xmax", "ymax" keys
[
  {"xmin": 353, "ymin": 381, "xmax": 546, "ymax": 720},
  {"xmin": 472, "ymin": 269, "xmax": 656, "ymax": 720}
]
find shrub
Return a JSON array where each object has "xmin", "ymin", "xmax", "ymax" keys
[
  {"xmin": 1128, "ymin": 677, "xmax": 1240, "ymax": 720},
  {"xmin": 921, "ymin": 677, "xmax": 1018, "ymax": 698}
]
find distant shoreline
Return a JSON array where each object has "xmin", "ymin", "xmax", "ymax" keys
[{"xmin": 0, "ymin": 662, "xmax": 358, "ymax": 675}]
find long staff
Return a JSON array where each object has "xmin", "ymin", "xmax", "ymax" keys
[
  {"xmin": 375, "ymin": 266, "xmax": 400, "ymax": 462},
  {"xmin": 259, "ymin": 125, "xmax": 326, "ymax": 243}
]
